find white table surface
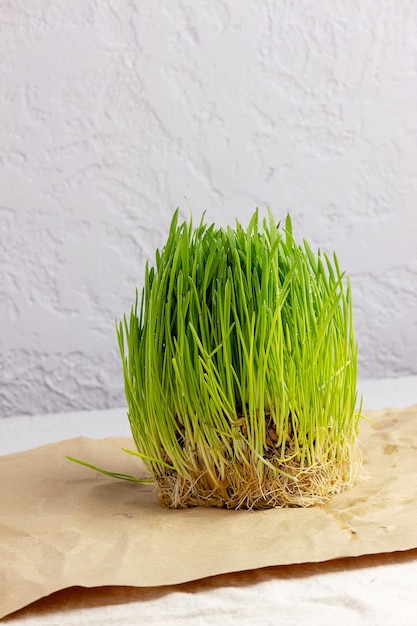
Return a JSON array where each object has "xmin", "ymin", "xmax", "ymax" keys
[{"xmin": 1, "ymin": 375, "xmax": 417, "ymax": 625}]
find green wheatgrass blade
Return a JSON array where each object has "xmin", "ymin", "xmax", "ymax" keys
[
  {"xmin": 66, "ymin": 456, "xmax": 154, "ymax": 484},
  {"xmin": 122, "ymin": 448, "xmax": 175, "ymax": 470}
]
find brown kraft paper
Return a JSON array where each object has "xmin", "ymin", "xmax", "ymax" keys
[{"xmin": 1, "ymin": 404, "xmax": 417, "ymax": 619}]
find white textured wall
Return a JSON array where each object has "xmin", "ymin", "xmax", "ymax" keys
[{"xmin": 1, "ymin": 1, "xmax": 416, "ymax": 417}]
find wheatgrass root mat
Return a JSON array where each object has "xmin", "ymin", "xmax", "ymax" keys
[{"xmin": 1, "ymin": 404, "xmax": 417, "ymax": 619}]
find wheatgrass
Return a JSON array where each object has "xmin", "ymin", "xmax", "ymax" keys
[{"xmin": 116, "ymin": 210, "xmax": 363, "ymax": 509}]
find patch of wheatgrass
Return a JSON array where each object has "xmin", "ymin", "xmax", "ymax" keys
[{"xmin": 117, "ymin": 209, "xmax": 363, "ymax": 509}]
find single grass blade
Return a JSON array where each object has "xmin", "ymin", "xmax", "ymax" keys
[{"xmin": 66, "ymin": 456, "xmax": 154, "ymax": 484}]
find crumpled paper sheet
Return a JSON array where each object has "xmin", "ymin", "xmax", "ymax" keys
[{"xmin": 1, "ymin": 405, "xmax": 417, "ymax": 620}]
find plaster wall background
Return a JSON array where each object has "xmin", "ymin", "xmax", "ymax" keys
[{"xmin": 1, "ymin": 0, "xmax": 416, "ymax": 417}]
